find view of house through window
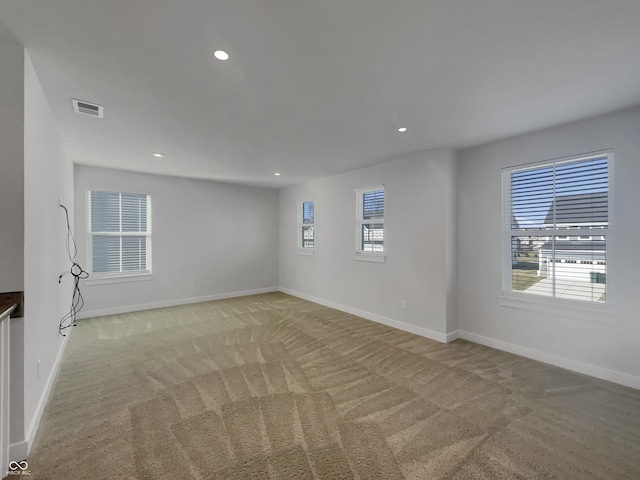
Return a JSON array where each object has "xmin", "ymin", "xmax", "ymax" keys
[
  {"xmin": 298, "ymin": 200, "xmax": 314, "ymax": 248},
  {"xmin": 505, "ymin": 154, "xmax": 608, "ymax": 303},
  {"xmin": 356, "ymin": 187, "xmax": 384, "ymax": 253},
  {"xmin": 88, "ymin": 190, "xmax": 151, "ymax": 275}
]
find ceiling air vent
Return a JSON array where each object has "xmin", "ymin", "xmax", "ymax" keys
[{"xmin": 72, "ymin": 99, "xmax": 103, "ymax": 118}]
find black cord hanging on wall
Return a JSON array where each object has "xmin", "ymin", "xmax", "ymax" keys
[{"xmin": 58, "ymin": 203, "xmax": 89, "ymax": 336}]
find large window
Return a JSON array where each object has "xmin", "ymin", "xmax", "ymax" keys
[
  {"xmin": 298, "ymin": 200, "xmax": 314, "ymax": 249},
  {"xmin": 503, "ymin": 153, "xmax": 609, "ymax": 304},
  {"xmin": 88, "ymin": 190, "xmax": 151, "ymax": 276},
  {"xmin": 356, "ymin": 186, "xmax": 384, "ymax": 254}
]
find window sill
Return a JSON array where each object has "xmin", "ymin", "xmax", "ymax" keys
[
  {"xmin": 296, "ymin": 249, "xmax": 315, "ymax": 256},
  {"xmin": 353, "ymin": 254, "xmax": 386, "ymax": 263},
  {"xmin": 499, "ymin": 292, "xmax": 618, "ymax": 325},
  {"xmin": 85, "ymin": 273, "xmax": 154, "ymax": 286}
]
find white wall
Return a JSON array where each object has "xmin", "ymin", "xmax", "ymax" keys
[
  {"xmin": 74, "ymin": 166, "xmax": 279, "ymax": 316},
  {"xmin": 0, "ymin": 44, "xmax": 73, "ymax": 461},
  {"xmin": 458, "ymin": 106, "xmax": 640, "ymax": 387},
  {"xmin": 19, "ymin": 51, "xmax": 74, "ymax": 457},
  {"xmin": 279, "ymin": 148, "xmax": 458, "ymax": 341},
  {"xmin": 0, "ymin": 37, "xmax": 25, "ymax": 463},
  {"xmin": 0, "ymin": 38, "xmax": 24, "ymax": 292}
]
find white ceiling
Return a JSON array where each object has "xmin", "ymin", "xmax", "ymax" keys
[{"xmin": 1, "ymin": 0, "xmax": 639, "ymax": 188}]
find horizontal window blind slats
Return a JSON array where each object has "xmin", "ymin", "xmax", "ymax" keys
[
  {"xmin": 507, "ymin": 154, "xmax": 608, "ymax": 304},
  {"xmin": 89, "ymin": 191, "xmax": 148, "ymax": 234},
  {"xmin": 357, "ymin": 188, "xmax": 384, "ymax": 253},
  {"xmin": 556, "ymin": 172, "xmax": 608, "ymax": 181},
  {"xmin": 511, "ymin": 178, "xmax": 554, "ymax": 189},
  {"xmin": 511, "ymin": 191, "xmax": 554, "ymax": 200},
  {"xmin": 92, "ymin": 235, "xmax": 121, "ymax": 273},
  {"xmin": 89, "ymin": 190, "xmax": 150, "ymax": 275},
  {"xmin": 362, "ymin": 190, "xmax": 384, "ymax": 220},
  {"xmin": 302, "ymin": 201, "xmax": 314, "ymax": 224}
]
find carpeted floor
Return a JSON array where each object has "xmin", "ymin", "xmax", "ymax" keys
[{"xmin": 27, "ymin": 292, "xmax": 640, "ymax": 479}]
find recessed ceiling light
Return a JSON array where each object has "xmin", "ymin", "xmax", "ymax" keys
[
  {"xmin": 397, "ymin": 127, "xmax": 408, "ymax": 133},
  {"xmin": 274, "ymin": 173, "xmax": 281, "ymax": 176},
  {"xmin": 153, "ymin": 153, "xmax": 164, "ymax": 158},
  {"xmin": 214, "ymin": 50, "xmax": 229, "ymax": 60}
]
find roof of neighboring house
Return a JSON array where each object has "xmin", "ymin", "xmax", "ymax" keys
[
  {"xmin": 544, "ymin": 192, "xmax": 607, "ymax": 226},
  {"xmin": 511, "ymin": 212, "xmax": 519, "ymax": 229},
  {"xmin": 539, "ymin": 240, "xmax": 605, "ymax": 252}
]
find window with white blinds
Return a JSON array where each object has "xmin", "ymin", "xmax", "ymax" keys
[
  {"xmin": 298, "ymin": 200, "xmax": 314, "ymax": 249},
  {"xmin": 356, "ymin": 186, "xmax": 384, "ymax": 254},
  {"xmin": 503, "ymin": 153, "xmax": 610, "ymax": 304},
  {"xmin": 88, "ymin": 191, "xmax": 151, "ymax": 275}
]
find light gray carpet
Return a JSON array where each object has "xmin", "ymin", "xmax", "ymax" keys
[{"xmin": 27, "ymin": 292, "xmax": 640, "ymax": 479}]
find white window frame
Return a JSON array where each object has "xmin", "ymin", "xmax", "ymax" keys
[
  {"xmin": 354, "ymin": 185, "xmax": 385, "ymax": 263},
  {"xmin": 297, "ymin": 199, "xmax": 315, "ymax": 256},
  {"xmin": 86, "ymin": 189, "xmax": 153, "ymax": 285},
  {"xmin": 500, "ymin": 151, "xmax": 616, "ymax": 322}
]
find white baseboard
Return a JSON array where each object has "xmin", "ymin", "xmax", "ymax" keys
[
  {"xmin": 279, "ymin": 287, "xmax": 452, "ymax": 343},
  {"xmin": 446, "ymin": 329, "xmax": 460, "ymax": 342},
  {"xmin": 68, "ymin": 288, "xmax": 640, "ymax": 392},
  {"xmin": 278, "ymin": 288, "xmax": 639, "ymax": 390},
  {"xmin": 8, "ymin": 439, "xmax": 27, "ymax": 465},
  {"xmin": 458, "ymin": 330, "xmax": 640, "ymax": 390},
  {"xmin": 76, "ymin": 287, "xmax": 279, "ymax": 320},
  {"xmin": 9, "ymin": 331, "xmax": 70, "ymax": 462}
]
